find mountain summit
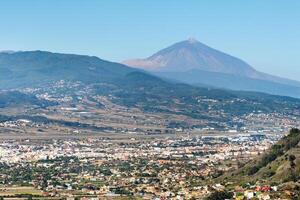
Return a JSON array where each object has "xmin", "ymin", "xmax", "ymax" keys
[
  {"xmin": 123, "ymin": 38, "xmax": 257, "ymax": 76},
  {"xmin": 123, "ymin": 39, "xmax": 300, "ymax": 98}
]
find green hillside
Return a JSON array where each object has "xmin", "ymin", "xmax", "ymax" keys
[{"xmin": 215, "ymin": 128, "xmax": 300, "ymax": 198}]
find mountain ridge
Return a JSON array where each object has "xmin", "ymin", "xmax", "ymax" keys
[
  {"xmin": 0, "ymin": 50, "xmax": 137, "ymax": 89},
  {"xmin": 154, "ymin": 69, "xmax": 300, "ymax": 98}
]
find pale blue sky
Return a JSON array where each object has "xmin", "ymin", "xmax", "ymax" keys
[{"xmin": 0, "ymin": 0, "xmax": 299, "ymax": 80}]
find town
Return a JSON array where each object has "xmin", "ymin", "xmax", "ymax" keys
[{"xmin": 0, "ymin": 132, "xmax": 287, "ymax": 199}]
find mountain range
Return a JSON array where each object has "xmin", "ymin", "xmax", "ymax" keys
[
  {"xmin": 123, "ymin": 38, "xmax": 300, "ymax": 98},
  {"xmin": 0, "ymin": 50, "xmax": 300, "ymax": 129}
]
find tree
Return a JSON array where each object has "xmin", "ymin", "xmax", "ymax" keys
[
  {"xmin": 290, "ymin": 128, "xmax": 300, "ymax": 134},
  {"xmin": 289, "ymin": 154, "xmax": 296, "ymax": 162},
  {"xmin": 289, "ymin": 154, "xmax": 296, "ymax": 169},
  {"xmin": 206, "ymin": 190, "xmax": 234, "ymax": 200}
]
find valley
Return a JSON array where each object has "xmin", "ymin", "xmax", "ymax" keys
[{"xmin": 0, "ymin": 78, "xmax": 299, "ymax": 137}]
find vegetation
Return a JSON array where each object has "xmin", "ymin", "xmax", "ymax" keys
[
  {"xmin": 0, "ymin": 91, "xmax": 55, "ymax": 108},
  {"xmin": 248, "ymin": 128, "xmax": 300, "ymax": 175},
  {"xmin": 219, "ymin": 128, "xmax": 300, "ymax": 186},
  {"xmin": 206, "ymin": 190, "xmax": 234, "ymax": 200}
]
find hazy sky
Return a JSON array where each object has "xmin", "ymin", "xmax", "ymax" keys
[{"xmin": 0, "ymin": 0, "xmax": 299, "ymax": 80}]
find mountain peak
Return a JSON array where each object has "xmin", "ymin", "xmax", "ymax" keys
[
  {"xmin": 123, "ymin": 39, "xmax": 300, "ymax": 98},
  {"xmin": 187, "ymin": 37, "xmax": 198, "ymax": 44},
  {"xmin": 123, "ymin": 39, "xmax": 256, "ymax": 75}
]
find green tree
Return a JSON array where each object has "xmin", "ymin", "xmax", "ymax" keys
[{"xmin": 206, "ymin": 190, "xmax": 234, "ymax": 200}]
